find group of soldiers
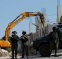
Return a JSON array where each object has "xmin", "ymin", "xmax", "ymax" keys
[
  {"xmin": 10, "ymin": 26, "xmax": 59, "ymax": 59},
  {"xmin": 10, "ymin": 31, "xmax": 28, "ymax": 59}
]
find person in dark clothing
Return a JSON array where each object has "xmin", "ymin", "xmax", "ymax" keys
[
  {"xmin": 10, "ymin": 31, "xmax": 19, "ymax": 59},
  {"xmin": 20, "ymin": 31, "xmax": 28, "ymax": 58},
  {"xmin": 49, "ymin": 27, "xmax": 59, "ymax": 57}
]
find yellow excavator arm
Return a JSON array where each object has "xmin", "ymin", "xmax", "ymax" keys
[
  {"xmin": 0, "ymin": 12, "xmax": 44, "ymax": 48},
  {"xmin": 5, "ymin": 12, "xmax": 43, "ymax": 41}
]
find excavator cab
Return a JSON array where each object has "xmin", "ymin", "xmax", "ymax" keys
[
  {"xmin": 0, "ymin": 36, "xmax": 11, "ymax": 48},
  {"xmin": 0, "ymin": 40, "xmax": 11, "ymax": 48}
]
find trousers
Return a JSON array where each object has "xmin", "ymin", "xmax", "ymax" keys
[
  {"xmin": 11, "ymin": 43, "xmax": 18, "ymax": 58},
  {"xmin": 21, "ymin": 44, "xmax": 28, "ymax": 58}
]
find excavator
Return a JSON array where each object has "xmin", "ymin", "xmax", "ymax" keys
[{"xmin": 0, "ymin": 12, "xmax": 44, "ymax": 48}]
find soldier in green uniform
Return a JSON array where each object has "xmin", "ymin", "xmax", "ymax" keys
[
  {"xmin": 10, "ymin": 31, "xmax": 19, "ymax": 59},
  {"xmin": 49, "ymin": 27, "xmax": 59, "ymax": 57},
  {"xmin": 20, "ymin": 31, "xmax": 28, "ymax": 58}
]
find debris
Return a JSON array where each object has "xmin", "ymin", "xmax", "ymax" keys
[{"xmin": 0, "ymin": 48, "xmax": 9, "ymax": 57}]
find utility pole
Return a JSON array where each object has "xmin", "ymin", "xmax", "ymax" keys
[
  {"xmin": 29, "ymin": 20, "xmax": 32, "ymax": 33},
  {"xmin": 57, "ymin": 0, "xmax": 61, "ymax": 24}
]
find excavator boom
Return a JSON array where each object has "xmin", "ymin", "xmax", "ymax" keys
[{"xmin": 5, "ymin": 12, "xmax": 43, "ymax": 41}]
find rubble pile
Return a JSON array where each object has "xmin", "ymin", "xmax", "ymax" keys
[{"xmin": 0, "ymin": 48, "xmax": 9, "ymax": 57}]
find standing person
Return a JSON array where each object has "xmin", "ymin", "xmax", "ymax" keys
[
  {"xmin": 10, "ymin": 31, "xmax": 19, "ymax": 59},
  {"xmin": 20, "ymin": 31, "xmax": 28, "ymax": 58},
  {"xmin": 49, "ymin": 27, "xmax": 59, "ymax": 57}
]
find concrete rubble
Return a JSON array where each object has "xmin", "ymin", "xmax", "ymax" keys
[{"xmin": 0, "ymin": 48, "xmax": 10, "ymax": 57}]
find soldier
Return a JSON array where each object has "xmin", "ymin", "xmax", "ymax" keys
[
  {"xmin": 10, "ymin": 31, "xmax": 19, "ymax": 59},
  {"xmin": 20, "ymin": 31, "xmax": 28, "ymax": 58},
  {"xmin": 49, "ymin": 27, "xmax": 59, "ymax": 57}
]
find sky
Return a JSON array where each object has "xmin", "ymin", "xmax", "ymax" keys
[{"xmin": 0, "ymin": 0, "xmax": 62, "ymax": 38}]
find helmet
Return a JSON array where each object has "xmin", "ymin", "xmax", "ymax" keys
[
  {"xmin": 22, "ymin": 31, "xmax": 26, "ymax": 35},
  {"xmin": 52, "ymin": 27, "xmax": 57, "ymax": 30},
  {"xmin": 12, "ymin": 31, "xmax": 17, "ymax": 34}
]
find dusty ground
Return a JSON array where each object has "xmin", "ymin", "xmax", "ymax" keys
[
  {"xmin": 0, "ymin": 49, "xmax": 62, "ymax": 59},
  {"xmin": 0, "ymin": 53, "xmax": 62, "ymax": 59}
]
